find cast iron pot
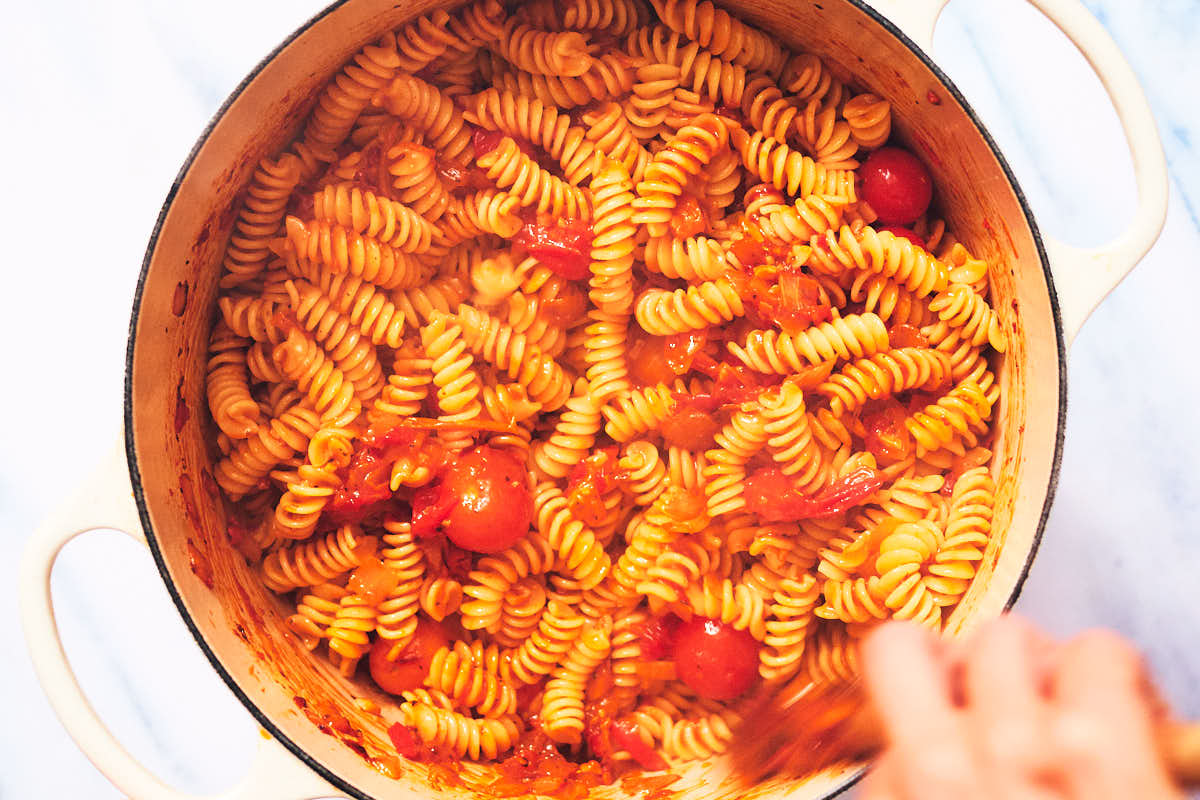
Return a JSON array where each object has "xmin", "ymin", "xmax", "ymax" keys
[{"xmin": 20, "ymin": 0, "xmax": 1167, "ymax": 797}]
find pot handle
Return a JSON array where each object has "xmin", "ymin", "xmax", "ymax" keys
[
  {"xmin": 18, "ymin": 437, "xmax": 344, "ymax": 800},
  {"xmin": 870, "ymin": 0, "xmax": 1168, "ymax": 347}
]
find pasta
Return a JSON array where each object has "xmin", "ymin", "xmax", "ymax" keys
[{"xmin": 205, "ymin": 0, "xmax": 1007, "ymax": 782}]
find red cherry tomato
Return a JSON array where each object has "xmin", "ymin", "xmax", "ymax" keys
[
  {"xmin": 440, "ymin": 446, "xmax": 532, "ymax": 553},
  {"xmin": 877, "ymin": 225, "xmax": 927, "ymax": 249},
  {"xmin": 369, "ymin": 619, "xmax": 450, "ymax": 694},
  {"xmin": 672, "ymin": 617, "xmax": 760, "ymax": 700},
  {"xmin": 860, "ymin": 147, "xmax": 933, "ymax": 225}
]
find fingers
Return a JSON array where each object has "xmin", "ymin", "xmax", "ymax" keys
[
  {"xmin": 961, "ymin": 616, "xmax": 1062, "ymax": 798},
  {"xmin": 1050, "ymin": 630, "xmax": 1181, "ymax": 799},
  {"xmin": 862, "ymin": 622, "xmax": 976, "ymax": 800}
]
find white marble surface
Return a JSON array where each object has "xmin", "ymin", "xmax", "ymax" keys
[{"xmin": 2, "ymin": 0, "xmax": 1198, "ymax": 797}]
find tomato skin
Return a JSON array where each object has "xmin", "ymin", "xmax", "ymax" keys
[
  {"xmin": 637, "ymin": 614, "xmax": 683, "ymax": 660},
  {"xmin": 512, "ymin": 218, "xmax": 594, "ymax": 280},
  {"xmin": 673, "ymin": 617, "xmax": 760, "ymax": 700},
  {"xmin": 862, "ymin": 398, "xmax": 915, "ymax": 463},
  {"xmin": 369, "ymin": 620, "xmax": 450, "ymax": 694},
  {"xmin": 670, "ymin": 194, "xmax": 709, "ymax": 238},
  {"xmin": 744, "ymin": 466, "xmax": 884, "ymax": 522},
  {"xmin": 440, "ymin": 446, "xmax": 532, "ymax": 553},
  {"xmin": 659, "ymin": 406, "xmax": 721, "ymax": 451},
  {"xmin": 878, "ymin": 225, "xmax": 927, "ymax": 249},
  {"xmin": 387, "ymin": 723, "xmax": 422, "ymax": 759},
  {"xmin": 861, "ymin": 147, "xmax": 933, "ymax": 225},
  {"xmin": 610, "ymin": 719, "xmax": 668, "ymax": 771}
]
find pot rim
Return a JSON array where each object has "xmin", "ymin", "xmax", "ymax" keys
[{"xmin": 123, "ymin": 2, "xmax": 1068, "ymax": 797}]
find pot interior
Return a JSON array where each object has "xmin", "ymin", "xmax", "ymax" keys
[{"xmin": 126, "ymin": 0, "xmax": 1063, "ymax": 797}]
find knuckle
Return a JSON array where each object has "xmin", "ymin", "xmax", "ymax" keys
[
  {"xmin": 1071, "ymin": 629, "xmax": 1139, "ymax": 667},
  {"xmin": 983, "ymin": 720, "xmax": 1050, "ymax": 770},
  {"xmin": 1052, "ymin": 709, "xmax": 1108, "ymax": 767},
  {"xmin": 903, "ymin": 745, "xmax": 976, "ymax": 797}
]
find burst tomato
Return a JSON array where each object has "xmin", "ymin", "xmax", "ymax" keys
[
  {"xmin": 439, "ymin": 446, "xmax": 532, "ymax": 553},
  {"xmin": 672, "ymin": 617, "xmax": 759, "ymax": 700},
  {"xmin": 369, "ymin": 619, "xmax": 450, "ymax": 694}
]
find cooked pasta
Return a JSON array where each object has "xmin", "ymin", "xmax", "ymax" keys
[{"xmin": 206, "ymin": 0, "xmax": 1007, "ymax": 779}]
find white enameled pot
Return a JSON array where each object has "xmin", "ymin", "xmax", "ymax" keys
[{"xmin": 19, "ymin": 0, "xmax": 1167, "ymax": 798}]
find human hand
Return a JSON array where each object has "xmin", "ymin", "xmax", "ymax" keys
[{"xmin": 858, "ymin": 616, "xmax": 1181, "ymax": 800}]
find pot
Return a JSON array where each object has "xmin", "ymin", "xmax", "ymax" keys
[{"xmin": 19, "ymin": 0, "xmax": 1167, "ymax": 797}]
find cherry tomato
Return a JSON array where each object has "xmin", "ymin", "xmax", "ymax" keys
[
  {"xmin": 878, "ymin": 225, "xmax": 927, "ymax": 249},
  {"xmin": 860, "ymin": 147, "xmax": 933, "ymax": 225},
  {"xmin": 369, "ymin": 619, "xmax": 450, "ymax": 694},
  {"xmin": 672, "ymin": 617, "xmax": 760, "ymax": 700},
  {"xmin": 440, "ymin": 446, "xmax": 533, "ymax": 553}
]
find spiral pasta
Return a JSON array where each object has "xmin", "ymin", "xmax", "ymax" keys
[
  {"xmin": 729, "ymin": 313, "xmax": 890, "ymax": 373},
  {"xmin": 466, "ymin": 89, "xmax": 597, "ymax": 185},
  {"xmin": 648, "ymin": 0, "xmax": 787, "ymax": 74},
  {"xmin": 541, "ymin": 618, "xmax": 612, "ymax": 743},
  {"xmin": 453, "ymin": 305, "xmax": 571, "ymax": 411},
  {"xmin": 261, "ymin": 524, "xmax": 368, "ymax": 593},
  {"xmin": 818, "ymin": 348, "xmax": 954, "ymax": 417},
  {"xmin": 206, "ymin": 321, "xmax": 261, "ymax": 440},
  {"xmin": 532, "ymin": 483, "xmax": 611, "ymax": 589},
  {"xmin": 492, "ymin": 19, "xmax": 593, "ymax": 77},
  {"xmin": 425, "ymin": 640, "xmax": 518, "ymax": 717},
  {"xmin": 311, "ymin": 183, "xmax": 436, "ymax": 254},
  {"xmin": 634, "ymin": 275, "xmax": 745, "ymax": 335},
  {"xmin": 209, "ymin": 2, "xmax": 1010, "ymax": 775},
  {"xmin": 399, "ymin": 702, "xmax": 520, "ymax": 760}
]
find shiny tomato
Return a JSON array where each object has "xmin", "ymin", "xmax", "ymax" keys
[
  {"xmin": 860, "ymin": 147, "xmax": 933, "ymax": 225},
  {"xmin": 369, "ymin": 619, "xmax": 450, "ymax": 694},
  {"xmin": 878, "ymin": 225, "xmax": 927, "ymax": 249},
  {"xmin": 673, "ymin": 617, "xmax": 759, "ymax": 700},
  {"xmin": 440, "ymin": 446, "xmax": 532, "ymax": 553}
]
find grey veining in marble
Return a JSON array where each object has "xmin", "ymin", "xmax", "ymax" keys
[{"xmin": 2, "ymin": 0, "xmax": 1197, "ymax": 797}]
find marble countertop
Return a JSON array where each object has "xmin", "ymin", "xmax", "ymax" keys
[{"xmin": 2, "ymin": 0, "xmax": 1197, "ymax": 796}]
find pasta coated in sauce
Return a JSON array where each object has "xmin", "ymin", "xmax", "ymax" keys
[{"xmin": 207, "ymin": 0, "xmax": 1006, "ymax": 780}]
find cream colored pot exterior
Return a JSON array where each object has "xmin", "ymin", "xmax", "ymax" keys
[{"xmin": 20, "ymin": 0, "xmax": 1167, "ymax": 798}]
